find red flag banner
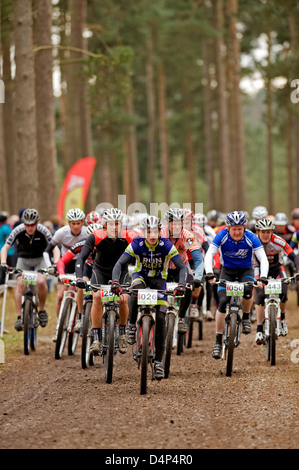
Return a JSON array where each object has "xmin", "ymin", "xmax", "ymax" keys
[{"xmin": 57, "ymin": 157, "xmax": 96, "ymax": 220}]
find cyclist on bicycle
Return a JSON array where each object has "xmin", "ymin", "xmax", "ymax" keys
[
  {"xmin": 204, "ymin": 210, "xmax": 269, "ymax": 359},
  {"xmin": 75, "ymin": 208, "xmax": 137, "ymax": 355},
  {"xmin": 43, "ymin": 208, "xmax": 88, "ymax": 341},
  {"xmin": 111, "ymin": 215, "xmax": 188, "ymax": 380},
  {"xmin": 254, "ymin": 218, "xmax": 299, "ymax": 343},
  {"xmin": 0, "ymin": 209, "xmax": 55, "ymax": 331},
  {"xmin": 160, "ymin": 208, "xmax": 204, "ymax": 332},
  {"xmin": 55, "ymin": 223, "xmax": 101, "ymax": 333}
]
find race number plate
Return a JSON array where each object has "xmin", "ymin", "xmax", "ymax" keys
[
  {"xmin": 265, "ymin": 279, "xmax": 282, "ymax": 295},
  {"xmin": 21, "ymin": 271, "xmax": 38, "ymax": 285},
  {"xmin": 101, "ymin": 285, "xmax": 119, "ymax": 302},
  {"xmin": 138, "ymin": 289, "xmax": 158, "ymax": 305},
  {"xmin": 226, "ymin": 282, "xmax": 244, "ymax": 296}
]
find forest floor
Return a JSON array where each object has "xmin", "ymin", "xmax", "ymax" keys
[{"xmin": 1, "ymin": 288, "xmax": 299, "ymax": 456}]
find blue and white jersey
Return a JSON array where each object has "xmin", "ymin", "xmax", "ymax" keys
[
  {"xmin": 208, "ymin": 228, "xmax": 263, "ymax": 269},
  {"xmin": 124, "ymin": 237, "xmax": 180, "ymax": 279}
]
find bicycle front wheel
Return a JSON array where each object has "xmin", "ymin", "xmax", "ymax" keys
[
  {"xmin": 226, "ymin": 312, "xmax": 237, "ymax": 377},
  {"xmin": 81, "ymin": 301, "xmax": 93, "ymax": 369},
  {"xmin": 164, "ymin": 313, "xmax": 175, "ymax": 379},
  {"xmin": 105, "ymin": 310, "xmax": 115, "ymax": 384},
  {"xmin": 68, "ymin": 307, "xmax": 80, "ymax": 356},
  {"xmin": 140, "ymin": 316, "xmax": 150, "ymax": 395},
  {"xmin": 23, "ymin": 298, "xmax": 34, "ymax": 356},
  {"xmin": 55, "ymin": 298, "xmax": 72, "ymax": 359},
  {"xmin": 269, "ymin": 305, "xmax": 276, "ymax": 366}
]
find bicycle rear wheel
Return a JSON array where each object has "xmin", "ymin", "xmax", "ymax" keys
[
  {"xmin": 226, "ymin": 312, "xmax": 237, "ymax": 377},
  {"xmin": 105, "ymin": 310, "xmax": 115, "ymax": 384},
  {"xmin": 55, "ymin": 298, "xmax": 72, "ymax": 359},
  {"xmin": 140, "ymin": 315, "xmax": 150, "ymax": 395},
  {"xmin": 164, "ymin": 313, "xmax": 175, "ymax": 379},
  {"xmin": 81, "ymin": 301, "xmax": 93, "ymax": 369},
  {"xmin": 23, "ymin": 298, "xmax": 33, "ymax": 356},
  {"xmin": 187, "ymin": 319, "xmax": 193, "ymax": 349}
]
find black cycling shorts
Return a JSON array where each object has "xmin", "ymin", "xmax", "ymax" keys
[{"xmin": 217, "ymin": 267, "xmax": 254, "ymax": 313}]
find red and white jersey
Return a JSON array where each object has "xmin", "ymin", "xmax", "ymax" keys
[
  {"xmin": 255, "ymin": 233, "xmax": 293, "ymax": 272},
  {"xmin": 160, "ymin": 227, "xmax": 199, "ymax": 268},
  {"xmin": 191, "ymin": 222, "xmax": 206, "ymax": 245}
]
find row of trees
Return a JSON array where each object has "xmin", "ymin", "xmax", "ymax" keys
[{"xmin": 1, "ymin": 0, "xmax": 299, "ymax": 221}]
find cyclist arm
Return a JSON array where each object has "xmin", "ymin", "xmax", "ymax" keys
[
  {"xmin": 0, "ymin": 242, "xmax": 11, "ymax": 264},
  {"xmin": 254, "ymin": 246, "xmax": 269, "ymax": 278},
  {"xmin": 203, "ymin": 243, "xmax": 218, "ymax": 275},
  {"xmin": 171, "ymin": 255, "xmax": 188, "ymax": 284},
  {"xmin": 75, "ymin": 236, "xmax": 95, "ymax": 278},
  {"xmin": 112, "ymin": 252, "xmax": 134, "ymax": 281},
  {"xmin": 202, "ymin": 241, "xmax": 210, "ymax": 254},
  {"xmin": 43, "ymin": 240, "xmax": 58, "ymax": 267},
  {"xmin": 189, "ymin": 248, "xmax": 204, "ymax": 280},
  {"xmin": 288, "ymin": 251, "xmax": 299, "ymax": 272},
  {"xmin": 56, "ymin": 250, "xmax": 75, "ymax": 276}
]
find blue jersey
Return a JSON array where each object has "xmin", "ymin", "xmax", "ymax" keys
[
  {"xmin": 124, "ymin": 237, "xmax": 180, "ymax": 279},
  {"xmin": 211, "ymin": 228, "xmax": 263, "ymax": 269}
]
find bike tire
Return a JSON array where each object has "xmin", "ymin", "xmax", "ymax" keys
[
  {"xmin": 187, "ymin": 320, "xmax": 193, "ymax": 349},
  {"xmin": 198, "ymin": 319, "xmax": 203, "ymax": 340},
  {"xmin": 164, "ymin": 313, "xmax": 175, "ymax": 379},
  {"xmin": 269, "ymin": 305, "xmax": 276, "ymax": 366},
  {"xmin": 105, "ymin": 310, "xmax": 115, "ymax": 384},
  {"xmin": 226, "ymin": 311, "xmax": 237, "ymax": 377},
  {"xmin": 55, "ymin": 298, "xmax": 72, "ymax": 360},
  {"xmin": 23, "ymin": 298, "xmax": 33, "ymax": 356},
  {"xmin": 68, "ymin": 307, "xmax": 80, "ymax": 356},
  {"xmin": 81, "ymin": 301, "xmax": 93, "ymax": 369},
  {"xmin": 140, "ymin": 315, "xmax": 150, "ymax": 395},
  {"xmin": 176, "ymin": 332, "xmax": 184, "ymax": 355}
]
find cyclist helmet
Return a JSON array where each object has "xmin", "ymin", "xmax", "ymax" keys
[
  {"xmin": 291, "ymin": 208, "xmax": 299, "ymax": 219},
  {"xmin": 273, "ymin": 212, "xmax": 288, "ymax": 226},
  {"xmin": 102, "ymin": 208, "xmax": 123, "ymax": 223},
  {"xmin": 22, "ymin": 208, "xmax": 40, "ymax": 225},
  {"xmin": 85, "ymin": 211, "xmax": 101, "ymax": 225},
  {"xmin": 252, "ymin": 205, "xmax": 268, "ymax": 220},
  {"xmin": 255, "ymin": 218, "xmax": 275, "ymax": 231},
  {"xmin": 183, "ymin": 208, "xmax": 194, "ymax": 220},
  {"xmin": 225, "ymin": 211, "xmax": 247, "ymax": 226},
  {"xmin": 164, "ymin": 208, "xmax": 184, "ymax": 222},
  {"xmin": 194, "ymin": 213, "xmax": 207, "ymax": 226},
  {"xmin": 86, "ymin": 223, "xmax": 102, "ymax": 236},
  {"xmin": 207, "ymin": 209, "xmax": 219, "ymax": 222},
  {"xmin": 141, "ymin": 215, "xmax": 163, "ymax": 230},
  {"xmin": 65, "ymin": 208, "xmax": 85, "ymax": 222}
]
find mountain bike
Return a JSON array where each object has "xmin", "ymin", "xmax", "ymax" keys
[
  {"xmin": 11, "ymin": 267, "xmax": 49, "ymax": 355},
  {"xmin": 55, "ymin": 274, "xmax": 80, "ymax": 360},
  {"xmin": 163, "ymin": 283, "xmax": 181, "ymax": 379},
  {"xmin": 263, "ymin": 276, "xmax": 295, "ymax": 366},
  {"xmin": 216, "ymin": 279, "xmax": 256, "ymax": 377}
]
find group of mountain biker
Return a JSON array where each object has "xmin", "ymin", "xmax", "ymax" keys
[{"xmin": 0, "ymin": 203, "xmax": 298, "ymax": 378}]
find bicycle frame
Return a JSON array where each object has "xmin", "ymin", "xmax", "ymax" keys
[
  {"xmin": 58, "ymin": 275, "xmax": 78, "ymax": 335},
  {"xmin": 100, "ymin": 285, "xmax": 120, "ymax": 356},
  {"xmin": 222, "ymin": 297, "xmax": 242, "ymax": 359},
  {"xmin": 135, "ymin": 305, "xmax": 156, "ymax": 369}
]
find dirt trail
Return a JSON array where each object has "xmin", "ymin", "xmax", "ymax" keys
[{"xmin": 1, "ymin": 292, "xmax": 299, "ymax": 451}]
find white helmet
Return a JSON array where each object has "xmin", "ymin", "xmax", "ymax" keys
[
  {"xmin": 141, "ymin": 215, "xmax": 163, "ymax": 230},
  {"xmin": 22, "ymin": 208, "xmax": 40, "ymax": 225},
  {"xmin": 255, "ymin": 218, "xmax": 275, "ymax": 231},
  {"xmin": 102, "ymin": 208, "xmax": 123, "ymax": 222},
  {"xmin": 65, "ymin": 208, "xmax": 85, "ymax": 222},
  {"xmin": 194, "ymin": 213, "xmax": 207, "ymax": 225},
  {"xmin": 86, "ymin": 223, "xmax": 102, "ymax": 235},
  {"xmin": 252, "ymin": 206, "xmax": 268, "ymax": 220},
  {"xmin": 274, "ymin": 212, "xmax": 288, "ymax": 225}
]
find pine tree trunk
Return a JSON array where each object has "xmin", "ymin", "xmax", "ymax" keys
[
  {"xmin": 13, "ymin": 0, "xmax": 38, "ymax": 208},
  {"xmin": 2, "ymin": 26, "xmax": 16, "ymax": 213},
  {"xmin": 146, "ymin": 35, "xmax": 156, "ymax": 203},
  {"xmin": 214, "ymin": 0, "xmax": 230, "ymax": 212},
  {"xmin": 203, "ymin": 40, "xmax": 215, "ymax": 210},
  {"xmin": 158, "ymin": 60, "xmax": 170, "ymax": 205},
  {"xmin": 266, "ymin": 32, "xmax": 274, "ymax": 214},
  {"xmin": 125, "ymin": 93, "xmax": 140, "ymax": 203},
  {"xmin": 33, "ymin": 0, "xmax": 58, "ymax": 221}
]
